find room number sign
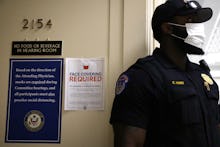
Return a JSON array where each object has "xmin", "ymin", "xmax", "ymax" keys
[{"xmin": 22, "ymin": 19, "xmax": 52, "ymax": 30}]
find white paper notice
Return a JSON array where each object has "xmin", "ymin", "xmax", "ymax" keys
[{"xmin": 65, "ymin": 58, "xmax": 104, "ymax": 110}]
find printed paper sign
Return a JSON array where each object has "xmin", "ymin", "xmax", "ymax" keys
[{"xmin": 65, "ymin": 58, "xmax": 104, "ymax": 110}]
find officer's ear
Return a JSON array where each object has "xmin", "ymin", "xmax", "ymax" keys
[{"xmin": 161, "ymin": 22, "xmax": 172, "ymax": 35}]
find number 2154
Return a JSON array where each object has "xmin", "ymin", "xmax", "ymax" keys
[{"xmin": 22, "ymin": 19, "xmax": 52, "ymax": 30}]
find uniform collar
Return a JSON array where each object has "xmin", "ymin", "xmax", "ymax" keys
[{"xmin": 153, "ymin": 48, "xmax": 200, "ymax": 71}]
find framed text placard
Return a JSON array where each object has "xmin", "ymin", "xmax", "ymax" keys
[
  {"xmin": 12, "ymin": 41, "xmax": 62, "ymax": 55},
  {"xmin": 5, "ymin": 58, "xmax": 63, "ymax": 143}
]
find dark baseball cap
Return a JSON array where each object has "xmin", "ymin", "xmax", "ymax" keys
[{"xmin": 152, "ymin": 0, "xmax": 213, "ymax": 42}]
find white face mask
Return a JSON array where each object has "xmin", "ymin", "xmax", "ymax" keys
[{"xmin": 168, "ymin": 22, "xmax": 205, "ymax": 49}]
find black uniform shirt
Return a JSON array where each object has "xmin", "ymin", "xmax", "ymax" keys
[{"xmin": 110, "ymin": 48, "xmax": 220, "ymax": 147}]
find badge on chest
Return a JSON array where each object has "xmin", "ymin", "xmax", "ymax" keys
[{"xmin": 201, "ymin": 73, "xmax": 213, "ymax": 91}]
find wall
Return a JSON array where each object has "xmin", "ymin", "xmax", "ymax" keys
[{"xmin": 0, "ymin": 0, "xmax": 147, "ymax": 146}]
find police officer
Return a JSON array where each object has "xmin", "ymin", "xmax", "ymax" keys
[{"xmin": 110, "ymin": 0, "xmax": 220, "ymax": 147}]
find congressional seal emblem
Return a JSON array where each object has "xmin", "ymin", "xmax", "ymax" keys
[
  {"xmin": 24, "ymin": 110, "xmax": 44, "ymax": 132},
  {"xmin": 115, "ymin": 74, "xmax": 129, "ymax": 95}
]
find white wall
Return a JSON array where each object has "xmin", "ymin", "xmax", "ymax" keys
[
  {"xmin": 0, "ymin": 0, "xmax": 147, "ymax": 146},
  {"xmin": 123, "ymin": 0, "xmax": 147, "ymax": 69}
]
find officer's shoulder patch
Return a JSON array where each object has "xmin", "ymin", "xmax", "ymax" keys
[{"xmin": 115, "ymin": 74, "xmax": 129, "ymax": 95}]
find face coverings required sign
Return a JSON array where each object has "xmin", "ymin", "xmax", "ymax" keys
[
  {"xmin": 64, "ymin": 58, "xmax": 104, "ymax": 110},
  {"xmin": 5, "ymin": 58, "xmax": 63, "ymax": 143}
]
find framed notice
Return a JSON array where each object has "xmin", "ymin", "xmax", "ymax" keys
[
  {"xmin": 65, "ymin": 58, "xmax": 104, "ymax": 110},
  {"xmin": 5, "ymin": 58, "xmax": 63, "ymax": 143}
]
